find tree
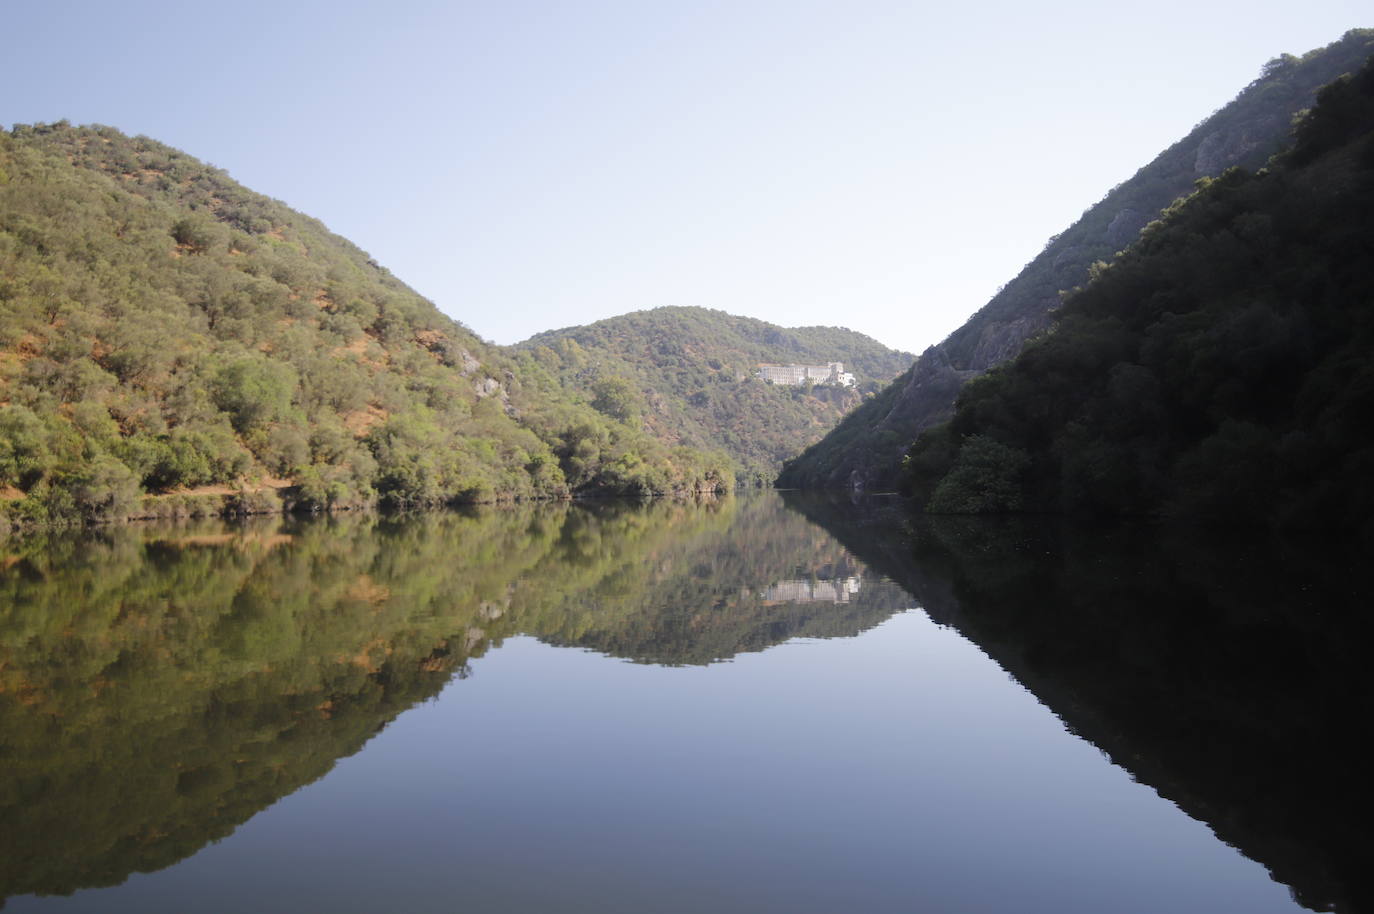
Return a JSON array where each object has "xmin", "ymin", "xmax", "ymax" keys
[
  {"xmin": 590, "ymin": 376, "xmax": 642, "ymax": 422},
  {"xmin": 211, "ymin": 356, "xmax": 298, "ymax": 433},
  {"xmin": 927, "ymin": 436, "xmax": 1030, "ymax": 514},
  {"xmin": 0, "ymin": 406, "xmax": 52, "ymax": 490}
]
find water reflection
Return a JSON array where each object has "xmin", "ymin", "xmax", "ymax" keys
[
  {"xmin": 787, "ymin": 493, "xmax": 1372, "ymax": 914},
  {"xmin": 0, "ymin": 495, "xmax": 909, "ymax": 904},
  {"xmin": 760, "ymin": 574, "xmax": 862, "ymax": 603},
  {"xmin": 3, "ymin": 491, "xmax": 1361, "ymax": 911}
]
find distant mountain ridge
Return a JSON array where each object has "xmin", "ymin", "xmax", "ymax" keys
[
  {"xmin": 778, "ymin": 28, "xmax": 1374, "ymax": 491},
  {"xmin": 518, "ymin": 306, "xmax": 914, "ymax": 483}
]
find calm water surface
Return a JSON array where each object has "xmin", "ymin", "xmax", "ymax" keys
[{"xmin": 0, "ymin": 492, "xmax": 1362, "ymax": 912}]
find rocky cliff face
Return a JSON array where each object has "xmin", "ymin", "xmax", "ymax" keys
[{"xmin": 778, "ymin": 29, "xmax": 1374, "ymax": 491}]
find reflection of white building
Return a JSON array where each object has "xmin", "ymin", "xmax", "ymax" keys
[
  {"xmin": 760, "ymin": 576, "xmax": 862, "ymax": 604},
  {"xmin": 756, "ymin": 362, "xmax": 856, "ymax": 388}
]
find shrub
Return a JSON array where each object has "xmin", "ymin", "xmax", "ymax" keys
[
  {"xmin": 928, "ymin": 436, "xmax": 1031, "ymax": 514},
  {"xmin": 211, "ymin": 356, "xmax": 298, "ymax": 433}
]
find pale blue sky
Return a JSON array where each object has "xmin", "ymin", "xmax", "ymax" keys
[{"xmin": 5, "ymin": 1, "xmax": 1369, "ymax": 353}]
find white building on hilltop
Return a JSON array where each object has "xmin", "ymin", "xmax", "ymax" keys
[{"xmin": 756, "ymin": 361, "xmax": 856, "ymax": 388}]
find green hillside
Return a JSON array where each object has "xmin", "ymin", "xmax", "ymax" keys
[
  {"xmin": 0, "ymin": 124, "xmax": 733, "ymax": 528},
  {"xmin": 779, "ymin": 29, "xmax": 1374, "ymax": 492},
  {"xmin": 903, "ymin": 57, "xmax": 1374, "ymax": 537},
  {"xmin": 519, "ymin": 306, "xmax": 914, "ymax": 484}
]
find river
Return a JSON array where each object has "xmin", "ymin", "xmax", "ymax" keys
[{"xmin": 0, "ymin": 492, "xmax": 1363, "ymax": 912}]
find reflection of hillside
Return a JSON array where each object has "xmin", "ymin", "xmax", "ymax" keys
[
  {"xmin": 0, "ymin": 493, "xmax": 907, "ymax": 903},
  {"xmin": 527, "ymin": 493, "xmax": 912, "ymax": 666},
  {"xmin": 787, "ymin": 492, "xmax": 1371, "ymax": 914},
  {"xmin": 0, "ymin": 511, "xmax": 545, "ymax": 902}
]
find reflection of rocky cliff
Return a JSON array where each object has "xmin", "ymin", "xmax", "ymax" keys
[
  {"xmin": 0, "ymin": 493, "xmax": 905, "ymax": 903},
  {"xmin": 760, "ymin": 576, "xmax": 861, "ymax": 605},
  {"xmin": 787, "ymin": 492, "xmax": 1371, "ymax": 914}
]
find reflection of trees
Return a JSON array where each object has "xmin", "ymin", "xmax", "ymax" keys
[
  {"xmin": 0, "ymin": 493, "xmax": 907, "ymax": 902},
  {"xmin": 0, "ymin": 511, "xmax": 539, "ymax": 901},
  {"xmin": 789, "ymin": 492, "xmax": 1371, "ymax": 914},
  {"xmin": 524, "ymin": 494, "xmax": 911, "ymax": 666}
]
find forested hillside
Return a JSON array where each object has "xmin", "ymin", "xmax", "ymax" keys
[
  {"xmin": 903, "ymin": 57, "xmax": 1374, "ymax": 536},
  {"xmin": 0, "ymin": 124, "xmax": 733, "ymax": 528},
  {"xmin": 779, "ymin": 28, "xmax": 1374, "ymax": 492},
  {"xmin": 519, "ymin": 307, "xmax": 913, "ymax": 484}
]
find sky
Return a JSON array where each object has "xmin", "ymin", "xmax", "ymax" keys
[{"xmin": 5, "ymin": 1, "xmax": 1369, "ymax": 354}]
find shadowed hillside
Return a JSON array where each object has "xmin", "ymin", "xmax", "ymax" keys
[
  {"xmin": 779, "ymin": 29, "xmax": 1374, "ymax": 492},
  {"xmin": 902, "ymin": 54, "xmax": 1374, "ymax": 537}
]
